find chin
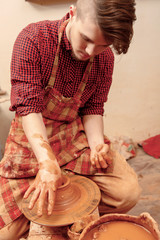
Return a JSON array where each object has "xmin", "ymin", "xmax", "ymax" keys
[{"xmin": 72, "ymin": 51, "xmax": 90, "ymax": 62}]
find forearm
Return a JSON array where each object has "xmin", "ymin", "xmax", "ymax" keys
[
  {"xmin": 82, "ymin": 114, "xmax": 105, "ymax": 149},
  {"xmin": 82, "ymin": 114, "xmax": 111, "ymax": 169},
  {"xmin": 22, "ymin": 112, "xmax": 57, "ymax": 164},
  {"xmin": 22, "ymin": 112, "xmax": 61, "ymax": 216}
]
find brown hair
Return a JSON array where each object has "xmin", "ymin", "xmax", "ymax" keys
[{"xmin": 76, "ymin": 0, "xmax": 136, "ymax": 54}]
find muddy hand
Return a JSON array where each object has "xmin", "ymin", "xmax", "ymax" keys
[
  {"xmin": 23, "ymin": 160, "xmax": 62, "ymax": 216},
  {"xmin": 90, "ymin": 144, "xmax": 111, "ymax": 169}
]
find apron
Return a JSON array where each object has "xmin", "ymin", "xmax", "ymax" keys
[
  {"xmin": 0, "ymin": 19, "xmax": 112, "ymax": 179},
  {"xmin": 0, "ymin": 19, "xmax": 112, "ymax": 228}
]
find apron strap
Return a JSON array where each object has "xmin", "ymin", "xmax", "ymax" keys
[
  {"xmin": 75, "ymin": 56, "xmax": 93, "ymax": 99},
  {"xmin": 46, "ymin": 19, "xmax": 70, "ymax": 90},
  {"xmin": 45, "ymin": 18, "xmax": 94, "ymax": 101}
]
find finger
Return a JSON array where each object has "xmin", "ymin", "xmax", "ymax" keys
[
  {"xmin": 47, "ymin": 188, "xmax": 56, "ymax": 215},
  {"xmin": 103, "ymin": 144, "xmax": 110, "ymax": 152},
  {"xmin": 90, "ymin": 152, "xmax": 96, "ymax": 168},
  {"xmin": 37, "ymin": 184, "xmax": 46, "ymax": 217},
  {"xmin": 23, "ymin": 185, "xmax": 35, "ymax": 199},
  {"xmin": 96, "ymin": 144, "xmax": 103, "ymax": 152},
  {"xmin": 28, "ymin": 187, "xmax": 41, "ymax": 210},
  {"xmin": 94, "ymin": 154, "xmax": 101, "ymax": 169},
  {"xmin": 102, "ymin": 152, "xmax": 112, "ymax": 163},
  {"xmin": 98, "ymin": 154, "xmax": 108, "ymax": 169},
  {"xmin": 102, "ymin": 153, "xmax": 112, "ymax": 168},
  {"xmin": 90, "ymin": 157, "xmax": 96, "ymax": 168}
]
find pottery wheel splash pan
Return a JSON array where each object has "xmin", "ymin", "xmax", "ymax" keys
[{"xmin": 22, "ymin": 175, "xmax": 101, "ymax": 227}]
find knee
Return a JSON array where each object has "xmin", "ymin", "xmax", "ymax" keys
[
  {"xmin": 118, "ymin": 179, "xmax": 141, "ymax": 208},
  {"xmin": 0, "ymin": 228, "xmax": 17, "ymax": 240},
  {"xmin": 0, "ymin": 228, "xmax": 28, "ymax": 240},
  {"xmin": 100, "ymin": 176, "xmax": 141, "ymax": 214},
  {"xmin": 112, "ymin": 177, "xmax": 142, "ymax": 212},
  {"xmin": 0, "ymin": 215, "xmax": 30, "ymax": 240}
]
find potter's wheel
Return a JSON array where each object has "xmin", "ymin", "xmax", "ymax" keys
[{"xmin": 22, "ymin": 175, "xmax": 101, "ymax": 226}]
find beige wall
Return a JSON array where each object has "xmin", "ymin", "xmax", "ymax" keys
[
  {"xmin": 104, "ymin": 0, "xmax": 160, "ymax": 140},
  {"xmin": 0, "ymin": 0, "xmax": 160, "ymax": 153}
]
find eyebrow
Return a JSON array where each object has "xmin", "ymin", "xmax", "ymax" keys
[{"xmin": 81, "ymin": 33, "xmax": 109, "ymax": 47}]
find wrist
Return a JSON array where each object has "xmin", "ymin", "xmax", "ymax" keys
[
  {"xmin": 89, "ymin": 140, "xmax": 104, "ymax": 150},
  {"xmin": 39, "ymin": 159, "xmax": 60, "ymax": 171}
]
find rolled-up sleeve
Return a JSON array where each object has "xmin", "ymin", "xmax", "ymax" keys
[
  {"xmin": 80, "ymin": 48, "xmax": 114, "ymax": 116},
  {"xmin": 10, "ymin": 26, "xmax": 45, "ymax": 116}
]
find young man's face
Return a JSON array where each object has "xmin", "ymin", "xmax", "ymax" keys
[{"xmin": 66, "ymin": 10, "xmax": 110, "ymax": 61}]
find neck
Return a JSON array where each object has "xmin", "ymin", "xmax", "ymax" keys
[{"xmin": 65, "ymin": 20, "xmax": 71, "ymax": 43}]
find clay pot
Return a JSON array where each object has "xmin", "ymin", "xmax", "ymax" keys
[
  {"xmin": 22, "ymin": 174, "xmax": 101, "ymax": 227},
  {"xmin": 79, "ymin": 212, "xmax": 160, "ymax": 240},
  {"xmin": 51, "ymin": 174, "xmax": 81, "ymax": 212}
]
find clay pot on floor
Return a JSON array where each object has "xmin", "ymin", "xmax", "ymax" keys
[{"xmin": 78, "ymin": 212, "xmax": 160, "ymax": 240}]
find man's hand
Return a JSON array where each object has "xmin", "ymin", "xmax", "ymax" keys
[
  {"xmin": 82, "ymin": 115, "xmax": 111, "ymax": 169},
  {"xmin": 23, "ymin": 160, "xmax": 62, "ymax": 217},
  {"xmin": 22, "ymin": 113, "xmax": 63, "ymax": 216},
  {"xmin": 90, "ymin": 143, "xmax": 111, "ymax": 169}
]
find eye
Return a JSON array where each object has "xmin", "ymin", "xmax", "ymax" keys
[{"xmin": 81, "ymin": 34, "xmax": 92, "ymax": 43}]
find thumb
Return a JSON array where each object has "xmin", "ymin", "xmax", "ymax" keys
[{"xmin": 96, "ymin": 144, "xmax": 103, "ymax": 152}]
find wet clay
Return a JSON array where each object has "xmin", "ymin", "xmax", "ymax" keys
[
  {"xmin": 32, "ymin": 133, "xmax": 56, "ymax": 160},
  {"xmin": 39, "ymin": 161, "xmax": 59, "ymax": 175},
  {"xmin": 38, "ymin": 169, "xmax": 57, "ymax": 183},
  {"xmin": 40, "ymin": 141, "xmax": 57, "ymax": 162},
  {"xmin": 22, "ymin": 175, "xmax": 101, "ymax": 227},
  {"xmin": 84, "ymin": 221, "xmax": 156, "ymax": 240},
  {"xmin": 32, "ymin": 133, "xmax": 59, "ymax": 175},
  {"xmin": 31, "ymin": 134, "xmax": 61, "ymax": 194}
]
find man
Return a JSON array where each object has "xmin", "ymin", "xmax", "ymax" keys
[{"xmin": 0, "ymin": 0, "xmax": 141, "ymax": 239}]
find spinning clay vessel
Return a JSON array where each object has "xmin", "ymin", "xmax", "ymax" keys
[{"xmin": 22, "ymin": 174, "xmax": 101, "ymax": 227}]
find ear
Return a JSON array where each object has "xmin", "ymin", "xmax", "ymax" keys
[{"xmin": 69, "ymin": 5, "xmax": 77, "ymax": 19}]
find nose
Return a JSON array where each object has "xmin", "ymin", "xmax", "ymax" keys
[{"xmin": 85, "ymin": 43, "xmax": 96, "ymax": 56}]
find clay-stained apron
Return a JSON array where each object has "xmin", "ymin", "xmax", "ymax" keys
[{"xmin": 0, "ymin": 18, "xmax": 112, "ymax": 229}]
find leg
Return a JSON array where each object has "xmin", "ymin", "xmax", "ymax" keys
[
  {"xmin": 88, "ymin": 145, "xmax": 141, "ymax": 214},
  {"xmin": 0, "ymin": 214, "xmax": 29, "ymax": 240}
]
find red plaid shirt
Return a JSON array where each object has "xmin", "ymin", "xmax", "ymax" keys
[{"xmin": 10, "ymin": 14, "xmax": 114, "ymax": 116}]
